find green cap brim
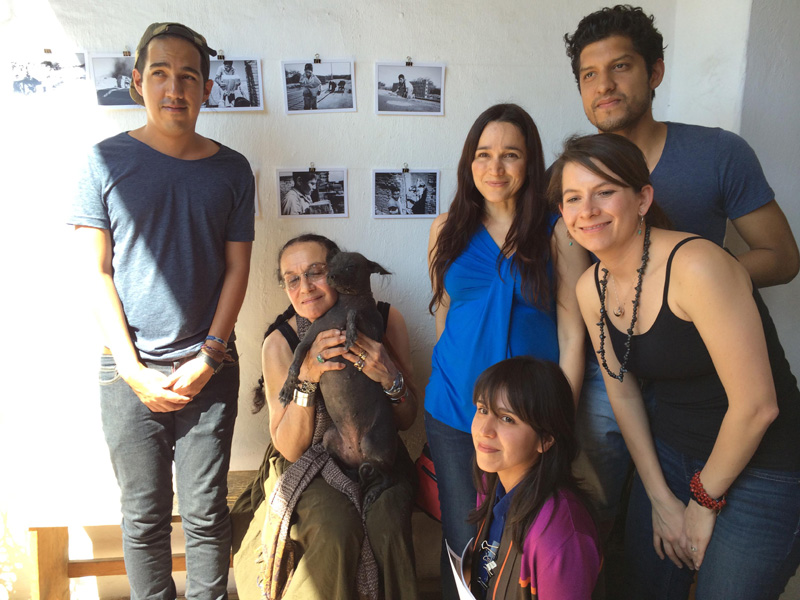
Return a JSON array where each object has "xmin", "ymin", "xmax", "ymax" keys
[{"xmin": 129, "ymin": 22, "xmax": 217, "ymax": 106}]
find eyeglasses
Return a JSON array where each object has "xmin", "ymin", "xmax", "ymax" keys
[{"xmin": 279, "ymin": 264, "xmax": 328, "ymax": 290}]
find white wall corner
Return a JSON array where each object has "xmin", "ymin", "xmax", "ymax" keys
[{"xmin": 666, "ymin": 0, "xmax": 753, "ymax": 132}]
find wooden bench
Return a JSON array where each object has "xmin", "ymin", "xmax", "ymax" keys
[{"xmin": 28, "ymin": 470, "xmax": 257, "ymax": 600}]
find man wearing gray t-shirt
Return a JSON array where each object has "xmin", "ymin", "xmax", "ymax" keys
[
  {"xmin": 564, "ymin": 5, "xmax": 798, "ymax": 287},
  {"xmin": 69, "ymin": 23, "xmax": 254, "ymax": 598}
]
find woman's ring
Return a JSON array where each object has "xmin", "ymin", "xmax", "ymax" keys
[
  {"xmin": 316, "ymin": 354, "xmax": 325, "ymax": 364},
  {"xmin": 358, "ymin": 350, "xmax": 367, "ymax": 361},
  {"xmin": 690, "ymin": 546, "xmax": 697, "ymax": 553},
  {"xmin": 354, "ymin": 358, "xmax": 365, "ymax": 371}
]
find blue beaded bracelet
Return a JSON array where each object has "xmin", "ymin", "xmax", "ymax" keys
[
  {"xmin": 201, "ymin": 344, "xmax": 226, "ymax": 357},
  {"xmin": 206, "ymin": 335, "xmax": 227, "ymax": 348}
]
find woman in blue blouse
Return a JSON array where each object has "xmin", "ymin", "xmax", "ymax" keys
[{"xmin": 425, "ymin": 103, "xmax": 589, "ymax": 600}]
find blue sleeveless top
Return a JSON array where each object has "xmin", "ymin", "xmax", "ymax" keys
[{"xmin": 425, "ymin": 224, "xmax": 559, "ymax": 432}]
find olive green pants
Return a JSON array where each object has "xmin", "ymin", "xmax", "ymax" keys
[{"xmin": 232, "ymin": 444, "xmax": 418, "ymax": 600}]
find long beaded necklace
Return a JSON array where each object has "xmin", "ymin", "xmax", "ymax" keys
[{"xmin": 597, "ymin": 225, "xmax": 651, "ymax": 381}]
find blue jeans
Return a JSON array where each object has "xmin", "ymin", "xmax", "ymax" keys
[
  {"xmin": 424, "ymin": 411, "xmax": 477, "ymax": 600},
  {"xmin": 574, "ymin": 358, "xmax": 631, "ymax": 522},
  {"xmin": 625, "ymin": 438, "xmax": 800, "ymax": 600},
  {"xmin": 100, "ymin": 351, "xmax": 239, "ymax": 600},
  {"xmin": 575, "ymin": 356, "xmax": 656, "ymax": 523}
]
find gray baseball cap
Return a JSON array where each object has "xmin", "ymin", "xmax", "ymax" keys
[{"xmin": 130, "ymin": 22, "xmax": 217, "ymax": 105}]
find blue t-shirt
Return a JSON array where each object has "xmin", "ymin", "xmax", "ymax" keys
[
  {"xmin": 69, "ymin": 132, "xmax": 255, "ymax": 360},
  {"xmin": 651, "ymin": 122, "xmax": 774, "ymax": 245},
  {"xmin": 425, "ymin": 224, "xmax": 559, "ymax": 432}
]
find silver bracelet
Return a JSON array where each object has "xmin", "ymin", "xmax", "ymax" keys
[
  {"xmin": 293, "ymin": 387, "xmax": 316, "ymax": 408},
  {"xmin": 383, "ymin": 372, "xmax": 405, "ymax": 398},
  {"xmin": 388, "ymin": 390, "xmax": 407, "ymax": 405}
]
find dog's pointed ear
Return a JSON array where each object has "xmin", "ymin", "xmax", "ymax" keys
[{"xmin": 370, "ymin": 260, "xmax": 391, "ymax": 275}]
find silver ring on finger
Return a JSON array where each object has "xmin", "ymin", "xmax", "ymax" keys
[
  {"xmin": 354, "ymin": 358, "xmax": 365, "ymax": 372},
  {"xmin": 316, "ymin": 353, "xmax": 325, "ymax": 364}
]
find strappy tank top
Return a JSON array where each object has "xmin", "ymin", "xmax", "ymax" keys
[{"xmin": 595, "ymin": 237, "xmax": 800, "ymax": 470}]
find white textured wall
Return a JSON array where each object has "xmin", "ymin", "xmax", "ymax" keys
[
  {"xmin": 738, "ymin": 6, "xmax": 800, "ymax": 595},
  {"xmin": 666, "ymin": 0, "xmax": 752, "ymax": 131},
  {"xmin": 741, "ymin": 0, "xmax": 800, "ymax": 407},
  {"xmin": 2, "ymin": 0, "xmax": 798, "ymax": 597}
]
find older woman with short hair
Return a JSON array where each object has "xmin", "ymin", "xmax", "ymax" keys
[{"xmin": 232, "ymin": 234, "xmax": 418, "ymax": 600}]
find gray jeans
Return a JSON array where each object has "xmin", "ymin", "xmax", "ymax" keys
[{"xmin": 99, "ymin": 350, "xmax": 239, "ymax": 600}]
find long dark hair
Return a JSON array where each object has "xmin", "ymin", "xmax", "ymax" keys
[
  {"xmin": 468, "ymin": 357, "xmax": 590, "ymax": 547},
  {"xmin": 252, "ymin": 234, "xmax": 341, "ymax": 413},
  {"xmin": 428, "ymin": 104, "xmax": 552, "ymax": 313},
  {"xmin": 547, "ymin": 133, "xmax": 671, "ymax": 229}
]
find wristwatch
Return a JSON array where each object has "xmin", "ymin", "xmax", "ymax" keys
[
  {"xmin": 198, "ymin": 351, "xmax": 224, "ymax": 374},
  {"xmin": 297, "ymin": 380, "xmax": 319, "ymax": 393}
]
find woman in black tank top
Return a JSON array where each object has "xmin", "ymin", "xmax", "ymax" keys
[{"xmin": 546, "ymin": 134, "xmax": 800, "ymax": 600}]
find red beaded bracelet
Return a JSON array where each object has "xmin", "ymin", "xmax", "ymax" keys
[{"xmin": 689, "ymin": 471, "xmax": 727, "ymax": 512}]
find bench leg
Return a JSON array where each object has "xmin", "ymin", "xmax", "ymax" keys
[{"xmin": 29, "ymin": 527, "xmax": 70, "ymax": 600}]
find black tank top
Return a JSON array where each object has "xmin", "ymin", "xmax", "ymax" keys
[{"xmin": 597, "ymin": 237, "xmax": 800, "ymax": 470}]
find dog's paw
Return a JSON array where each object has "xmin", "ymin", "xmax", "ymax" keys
[
  {"xmin": 359, "ymin": 463, "xmax": 392, "ymax": 510},
  {"xmin": 278, "ymin": 382, "xmax": 293, "ymax": 406},
  {"xmin": 363, "ymin": 481, "xmax": 390, "ymax": 511}
]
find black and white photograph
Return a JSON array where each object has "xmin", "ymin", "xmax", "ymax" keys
[
  {"xmin": 277, "ymin": 168, "xmax": 348, "ymax": 217},
  {"xmin": 10, "ymin": 51, "xmax": 87, "ymax": 99},
  {"xmin": 281, "ymin": 59, "xmax": 355, "ymax": 114},
  {"xmin": 203, "ymin": 58, "xmax": 263, "ymax": 111},
  {"xmin": 375, "ymin": 62, "xmax": 445, "ymax": 115},
  {"xmin": 373, "ymin": 170, "xmax": 440, "ymax": 218},
  {"xmin": 89, "ymin": 53, "xmax": 139, "ymax": 108}
]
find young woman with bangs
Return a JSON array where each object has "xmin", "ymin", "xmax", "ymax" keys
[{"xmin": 467, "ymin": 357, "xmax": 601, "ymax": 599}]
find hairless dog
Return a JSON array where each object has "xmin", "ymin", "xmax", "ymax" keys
[{"xmin": 279, "ymin": 251, "xmax": 397, "ymax": 507}]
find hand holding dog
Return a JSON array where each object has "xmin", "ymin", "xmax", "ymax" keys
[
  {"xmin": 344, "ymin": 330, "xmax": 399, "ymax": 390},
  {"xmin": 299, "ymin": 328, "xmax": 348, "ymax": 383}
]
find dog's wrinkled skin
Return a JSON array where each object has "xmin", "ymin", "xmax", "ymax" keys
[{"xmin": 279, "ymin": 251, "xmax": 397, "ymax": 507}]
